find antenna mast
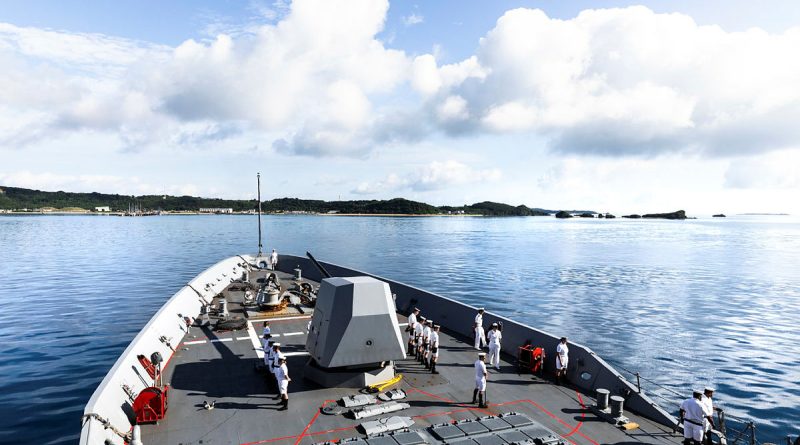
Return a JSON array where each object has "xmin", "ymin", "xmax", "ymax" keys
[{"xmin": 257, "ymin": 173, "xmax": 263, "ymax": 256}]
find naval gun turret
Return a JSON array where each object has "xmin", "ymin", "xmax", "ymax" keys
[{"xmin": 304, "ymin": 276, "xmax": 405, "ymax": 388}]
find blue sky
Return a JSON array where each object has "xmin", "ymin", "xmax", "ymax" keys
[{"xmin": 1, "ymin": 0, "xmax": 799, "ymax": 214}]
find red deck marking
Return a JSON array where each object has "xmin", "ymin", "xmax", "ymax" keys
[
  {"xmin": 563, "ymin": 391, "xmax": 587, "ymax": 438},
  {"xmin": 293, "ymin": 399, "xmax": 336, "ymax": 445},
  {"xmin": 241, "ymin": 433, "xmax": 301, "ymax": 445},
  {"xmin": 408, "ymin": 388, "xmax": 456, "ymax": 403},
  {"xmin": 307, "ymin": 426, "xmax": 356, "ymax": 436}
]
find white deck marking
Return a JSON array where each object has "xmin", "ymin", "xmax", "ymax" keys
[
  {"xmin": 236, "ymin": 336, "xmax": 251, "ymax": 341},
  {"xmin": 281, "ymin": 332, "xmax": 304, "ymax": 336},
  {"xmin": 283, "ymin": 351, "xmax": 311, "ymax": 357},
  {"xmin": 210, "ymin": 338, "xmax": 233, "ymax": 343},
  {"xmin": 398, "ymin": 322, "xmax": 408, "ymax": 326},
  {"xmin": 247, "ymin": 321, "xmax": 265, "ymax": 359},
  {"xmin": 184, "ymin": 340, "xmax": 207, "ymax": 345}
]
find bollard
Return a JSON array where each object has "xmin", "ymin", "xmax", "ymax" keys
[
  {"xmin": 610, "ymin": 395, "xmax": 625, "ymax": 417},
  {"xmin": 596, "ymin": 388, "xmax": 610, "ymax": 410}
]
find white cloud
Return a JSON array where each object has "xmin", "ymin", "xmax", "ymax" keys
[
  {"xmin": 1, "ymin": 4, "xmax": 800, "ymax": 162},
  {"xmin": 402, "ymin": 13, "xmax": 424, "ymax": 26},
  {"xmin": 352, "ymin": 160, "xmax": 502, "ymax": 195},
  {"xmin": 421, "ymin": 6, "xmax": 800, "ymax": 156},
  {"xmin": 0, "ymin": 170, "xmax": 202, "ymax": 197}
]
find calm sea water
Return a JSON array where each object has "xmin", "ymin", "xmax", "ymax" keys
[{"xmin": 1, "ymin": 214, "xmax": 799, "ymax": 444}]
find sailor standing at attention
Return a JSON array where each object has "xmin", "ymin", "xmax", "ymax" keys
[
  {"xmin": 275, "ymin": 356, "xmax": 291, "ymax": 411},
  {"xmin": 680, "ymin": 390, "xmax": 713, "ymax": 445},
  {"xmin": 271, "ymin": 343, "xmax": 285, "ymax": 397},
  {"xmin": 555, "ymin": 337, "xmax": 569, "ymax": 385},
  {"xmin": 422, "ymin": 320, "xmax": 433, "ymax": 369},
  {"xmin": 262, "ymin": 334, "xmax": 272, "ymax": 367},
  {"xmin": 701, "ymin": 388, "xmax": 717, "ymax": 445},
  {"xmin": 269, "ymin": 249, "xmax": 278, "ymax": 270},
  {"xmin": 472, "ymin": 352, "xmax": 488, "ymax": 408},
  {"xmin": 262, "ymin": 321, "xmax": 271, "ymax": 339},
  {"xmin": 415, "ymin": 316, "xmax": 426, "ymax": 361},
  {"xmin": 487, "ymin": 322, "xmax": 502, "ymax": 370},
  {"xmin": 429, "ymin": 324, "xmax": 441, "ymax": 374},
  {"xmin": 474, "ymin": 308, "xmax": 486, "ymax": 349},
  {"xmin": 407, "ymin": 307, "xmax": 420, "ymax": 355}
]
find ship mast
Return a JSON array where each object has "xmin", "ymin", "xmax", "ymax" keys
[{"xmin": 257, "ymin": 172, "xmax": 263, "ymax": 256}]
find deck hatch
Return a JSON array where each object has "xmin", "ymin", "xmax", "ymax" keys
[
  {"xmin": 519, "ymin": 426, "xmax": 560, "ymax": 445},
  {"xmin": 498, "ymin": 414, "xmax": 533, "ymax": 428},
  {"xmin": 366, "ymin": 436, "xmax": 398, "ymax": 445},
  {"xmin": 445, "ymin": 439, "xmax": 476, "ymax": 445},
  {"xmin": 390, "ymin": 431, "xmax": 427, "ymax": 445},
  {"xmin": 477, "ymin": 418, "xmax": 512, "ymax": 432},
  {"xmin": 471, "ymin": 435, "xmax": 508, "ymax": 445},
  {"xmin": 430, "ymin": 425, "xmax": 466, "ymax": 440},
  {"xmin": 497, "ymin": 431, "xmax": 528, "ymax": 443},
  {"xmin": 455, "ymin": 421, "xmax": 489, "ymax": 436}
]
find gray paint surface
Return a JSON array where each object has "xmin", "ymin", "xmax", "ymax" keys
[
  {"xmin": 279, "ymin": 254, "xmax": 677, "ymax": 427},
  {"xmin": 307, "ymin": 276, "xmax": 405, "ymax": 368}
]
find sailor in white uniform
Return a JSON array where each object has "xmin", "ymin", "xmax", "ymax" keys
[
  {"xmin": 473, "ymin": 352, "xmax": 488, "ymax": 408},
  {"xmin": 275, "ymin": 356, "xmax": 291, "ymax": 410},
  {"xmin": 422, "ymin": 320, "xmax": 432, "ymax": 368},
  {"xmin": 407, "ymin": 307, "xmax": 420, "ymax": 355},
  {"xmin": 680, "ymin": 390, "xmax": 713, "ymax": 445},
  {"xmin": 701, "ymin": 387, "xmax": 717, "ymax": 445},
  {"xmin": 487, "ymin": 322, "xmax": 502, "ymax": 370},
  {"xmin": 429, "ymin": 324, "xmax": 441, "ymax": 374},
  {"xmin": 271, "ymin": 343, "xmax": 285, "ymax": 396},
  {"xmin": 474, "ymin": 308, "xmax": 486, "ymax": 349},
  {"xmin": 269, "ymin": 249, "xmax": 278, "ymax": 270},
  {"xmin": 415, "ymin": 316, "xmax": 426, "ymax": 361},
  {"xmin": 555, "ymin": 337, "xmax": 569, "ymax": 385},
  {"xmin": 262, "ymin": 334, "xmax": 272, "ymax": 366},
  {"xmin": 262, "ymin": 321, "xmax": 272, "ymax": 339}
]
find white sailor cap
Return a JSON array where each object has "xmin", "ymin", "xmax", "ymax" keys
[
  {"xmin": 477, "ymin": 307, "xmax": 485, "ymax": 311},
  {"xmin": 419, "ymin": 316, "xmax": 427, "ymax": 321},
  {"xmin": 491, "ymin": 322, "xmax": 498, "ymax": 327},
  {"xmin": 478, "ymin": 352, "xmax": 487, "ymax": 357},
  {"xmin": 704, "ymin": 387, "xmax": 715, "ymax": 393},
  {"xmin": 692, "ymin": 389, "xmax": 703, "ymax": 395},
  {"xmin": 427, "ymin": 320, "xmax": 434, "ymax": 324},
  {"xmin": 413, "ymin": 307, "xmax": 420, "ymax": 312},
  {"xmin": 272, "ymin": 342, "xmax": 281, "ymax": 347}
]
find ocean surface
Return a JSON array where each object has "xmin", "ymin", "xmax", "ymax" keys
[{"xmin": 1, "ymin": 214, "xmax": 799, "ymax": 444}]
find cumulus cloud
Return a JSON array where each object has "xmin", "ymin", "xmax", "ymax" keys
[
  {"xmin": 0, "ymin": 0, "xmax": 408, "ymax": 155},
  {"xmin": 0, "ymin": 170, "xmax": 202, "ymax": 196},
  {"xmin": 419, "ymin": 6, "xmax": 800, "ymax": 157},
  {"xmin": 2, "ymin": 4, "xmax": 800, "ymax": 159},
  {"xmin": 351, "ymin": 160, "xmax": 501, "ymax": 195}
]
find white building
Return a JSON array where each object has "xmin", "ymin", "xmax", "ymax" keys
[
  {"xmin": 199, "ymin": 208, "xmax": 234, "ymax": 214},
  {"xmin": 95, "ymin": 206, "xmax": 111, "ymax": 212}
]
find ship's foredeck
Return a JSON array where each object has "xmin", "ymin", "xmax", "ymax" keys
[{"xmin": 144, "ymin": 273, "xmax": 681, "ymax": 445}]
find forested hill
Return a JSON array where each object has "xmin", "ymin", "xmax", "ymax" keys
[{"xmin": 0, "ymin": 186, "xmax": 556, "ymax": 216}]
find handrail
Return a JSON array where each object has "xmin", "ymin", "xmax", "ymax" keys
[{"xmin": 604, "ymin": 357, "xmax": 762, "ymax": 444}]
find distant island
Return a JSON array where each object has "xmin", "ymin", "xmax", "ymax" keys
[
  {"xmin": 0, "ymin": 186, "xmax": 695, "ymax": 219},
  {"xmin": 0, "ymin": 186, "xmax": 556, "ymax": 217}
]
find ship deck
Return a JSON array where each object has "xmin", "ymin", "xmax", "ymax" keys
[{"xmin": 143, "ymin": 273, "xmax": 682, "ymax": 445}]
